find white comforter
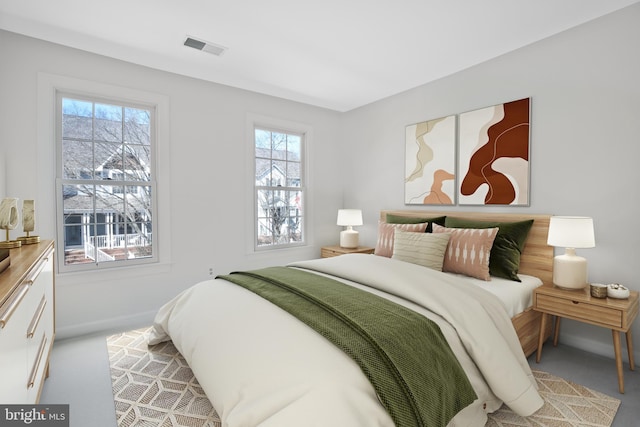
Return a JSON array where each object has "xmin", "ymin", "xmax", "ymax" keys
[{"xmin": 149, "ymin": 254, "xmax": 543, "ymax": 426}]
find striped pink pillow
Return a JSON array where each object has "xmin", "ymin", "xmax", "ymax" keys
[
  {"xmin": 432, "ymin": 224, "xmax": 499, "ymax": 281},
  {"xmin": 375, "ymin": 221, "xmax": 429, "ymax": 258}
]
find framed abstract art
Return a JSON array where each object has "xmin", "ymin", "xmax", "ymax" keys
[
  {"xmin": 404, "ymin": 115, "xmax": 456, "ymax": 205},
  {"xmin": 457, "ymin": 97, "xmax": 530, "ymax": 206}
]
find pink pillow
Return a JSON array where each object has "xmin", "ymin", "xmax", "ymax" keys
[
  {"xmin": 375, "ymin": 221, "xmax": 429, "ymax": 258},
  {"xmin": 432, "ymin": 223, "xmax": 498, "ymax": 281}
]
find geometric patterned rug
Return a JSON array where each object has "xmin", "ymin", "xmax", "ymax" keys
[
  {"xmin": 108, "ymin": 327, "xmax": 619, "ymax": 427},
  {"xmin": 486, "ymin": 370, "xmax": 620, "ymax": 427},
  {"xmin": 107, "ymin": 327, "xmax": 221, "ymax": 427}
]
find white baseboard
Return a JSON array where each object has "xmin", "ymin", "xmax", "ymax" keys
[{"xmin": 55, "ymin": 310, "xmax": 157, "ymax": 341}]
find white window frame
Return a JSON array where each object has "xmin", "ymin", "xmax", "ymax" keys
[
  {"xmin": 249, "ymin": 115, "xmax": 310, "ymax": 252},
  {"xmin": 38, "ymin": 74, "xmax": 171, "ymax": 277}
]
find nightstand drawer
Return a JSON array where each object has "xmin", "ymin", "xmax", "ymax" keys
[
  {"xmin": 536, "ymin": 294, "xmax": 622, "ymax": 328},
  {"xmin": 321, "ymin": 246, "xmax": 375, "ymax": 258},
  {"xmin": 321, "ymin": 247, "xmax": 343, "ymax": 258}
]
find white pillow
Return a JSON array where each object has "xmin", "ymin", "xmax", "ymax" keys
[{"xmin": 392, "ymin": 229, "xmax": 451, "ymax": 271}]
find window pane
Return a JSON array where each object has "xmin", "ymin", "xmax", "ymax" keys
[
  {"xmin": 94, "ymin": 103, "xmax": 122, "ymax": 142},
  {"xmin": 271, "ymin": 132, "xmax": 287, "ymax": 160},
  {"xmin": 95, "ymin": 142, "xmax": 122, "ymax": 179},
  {"xmin": 272, "ymin": 160, "xmax": 286, "ymax": 186},
  {"xmin": 94, "ymin": 185, "xmax": 125, "ymax": 212},
  {"xmin": 124, "ymin": 108, "xmax": 150, "ymax": 145},
  {"xmin": 124, "ymin": 145, "xmax": 151, "ymax": 181},
  {"xmin": 286, "ymin": 160, "xmax": 301, "ymax": 187},
  {"xmin": 287, "ymin": 135, "xmax": 301, "ymax": 160},
  {"xmin": 255, "ymin": 129, "xmax": 271, "ymax": 151},
  {"xmin": 255, "ymin": 158, "xmax": 270, "ymax": 185},
  {"xmin": 62, "ymin": 140, "xmax": 94, "ymax": 179},
  {"xmin": 62, "ymin": 98, "xmax": 93, "ymax": 140}
]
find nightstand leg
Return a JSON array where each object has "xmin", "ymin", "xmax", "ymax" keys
[
  {"xmin": 536, "ymin": 313, "xmax": 548, "ymax": 363},
  {"xmin": 612, "ymin": 330, "xmax": 625, "ymax": 394},
  {"xmin": 626, "ymin": 327, "xmax": 635, "ymax": 371},
  {"xmin": 553, "ymin": 316, "xmax": 560, "ymax": 346}
]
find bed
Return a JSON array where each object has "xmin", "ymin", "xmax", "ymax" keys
[
  {"xmin": 379, "ymin": 210, "xmax": 554, "ymax": 358},
  {"xmin": 149, "ymin": 210, "xmax": 554, "ymax": 427}
]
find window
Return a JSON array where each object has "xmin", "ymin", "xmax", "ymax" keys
[
  {"xmin": 254, "ymin": 127, "xmax": 305, "ymax": 249},
  {"xmin": 56, "ymin": 93, "xmax": 156, "ymax": 270}
]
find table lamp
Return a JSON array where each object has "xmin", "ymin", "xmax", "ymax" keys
[
  {"xmin": 337, "ymin": 209, "xmax": 363, "ymax": 249},
  {"xmin": 547, "ymin": 216, "xmax": 595, "ymax": 289}
]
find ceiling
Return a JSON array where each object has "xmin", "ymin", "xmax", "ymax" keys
[{"xmin": 1, "ymin": 0, "xmax": 638, "ymax": 112}]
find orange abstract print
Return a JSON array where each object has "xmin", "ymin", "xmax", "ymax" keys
[{"xmin": 459, "ymin": 98, "xmax": 530, "ymax": 205}]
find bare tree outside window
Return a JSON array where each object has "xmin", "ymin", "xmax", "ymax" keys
[{"xmin": 59, "ymin": 96, "xmax": 155, "ymax": 266}]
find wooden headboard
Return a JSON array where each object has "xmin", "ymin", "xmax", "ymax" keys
[{"xmin": 380, "ymin": 210, "xmax": 554, "ymax": 285}]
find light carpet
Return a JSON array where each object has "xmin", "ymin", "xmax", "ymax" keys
[{"xmin": 108, "ymin": 327, "xmax": 620, "ymax": 427}]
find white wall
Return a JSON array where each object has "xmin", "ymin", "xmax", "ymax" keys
[
  {"xmin": 341, "ymin": 4, "xmax": 640, "ymax": 360},
  {"xmin": 0, "ymin": 29, "xmax": 344, "ymax": 338}
]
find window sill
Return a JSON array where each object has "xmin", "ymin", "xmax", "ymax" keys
[{"xmin": 56, "ymin": 261, "xmax": 172, "ymax": 286}]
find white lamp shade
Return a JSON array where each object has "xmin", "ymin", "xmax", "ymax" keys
[
  {"xmin": 547, "ymin": 216, "xmax": 595, "ymax": 248},
  {"xmin": 337, "ymin": 209, "xmax": 363, "ymax": 226}
]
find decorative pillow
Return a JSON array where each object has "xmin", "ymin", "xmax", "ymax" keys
[
  {"xmin": 375, "ymin": 221, "xmax": 429, "ymax": 258},
  {"xmin": 432, "ymin": 223, "xmax": 499, "ymax": 281},
  {"xmin": 392, "ymin": 230, "xmax": 451, "ymax": 271},
  {"xmin": 444, "ymin": 218, "xmax": 534, "ymax": 282},
  {"xmin": 385, "ymin": 214, "xmax": 446, "ymax": 232}
]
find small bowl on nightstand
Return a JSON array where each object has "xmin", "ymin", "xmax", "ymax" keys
[
  {"xmin": 607, "ymin": 283, "xmax": 630, "ymax": 299},
  {"xmin": 590, "ymin": 283, "xmax": 608, "ymax": 298}
]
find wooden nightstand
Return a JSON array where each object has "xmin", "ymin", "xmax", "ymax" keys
[
  {"xmin": 533, "ymin": 284, "xmax": 638, "ymax": 393},
  {"xmin": 321, "ymin": 245, "xmax": 375, "ymax": 258}
]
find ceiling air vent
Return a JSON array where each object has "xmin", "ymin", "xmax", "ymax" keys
[{"xmin": 184, "ymin": 37, "xmax": 227, "ymax": 56}]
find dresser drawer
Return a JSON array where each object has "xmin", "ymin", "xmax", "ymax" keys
[
  {"xmin": 536, "ymin": 294, "xmax": 622, "ymax": 328},
  {"xmin": 0, "ymin": 241, "xmax": 55, "ymax": 404}
]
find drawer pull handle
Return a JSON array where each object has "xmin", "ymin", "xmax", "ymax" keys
[
  {"xmin": 23, "ymin": 256, "xmax": 48, "ymax": 286},
  {"xmin": 27, "ymin": 335, "xmax": 48, "ymax": 389},
  {"xmin": 0, "ymin": 284, "xmax": 30, "ymax": 328},
  {"xmin": 572, "ymin": 301, "xmax": 579, "ymax": 304},
  {"xmin": 27, "ymin": 296, "xmax": 47, "ymax": 338}
]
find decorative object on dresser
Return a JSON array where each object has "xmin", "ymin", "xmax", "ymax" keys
[
  {"xmin": 17, "ymin": 200, "xmax": 40, "ymax": 245},
  {"xmin": 321, "ymin": 245, "xmax": 375, "ymax": 258},
  {"xmin": 546, "ymin": 216, "xmax": 595, "ymax": 289},
  {"xmin": 0, "ymin": 197, "xmax": 22, "ymax": 248},
  {"xmin": 336, "ymin": 209, "xmax": 363, "ymax": 248},
  {"xmin": 0, "ymin": 240, "xmax": 55, "ymax": 403},
  {"xmin": 534, "ymin": 284, "xmax": 638, "ymax": 393}
]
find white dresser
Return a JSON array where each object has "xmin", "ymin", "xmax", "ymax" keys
[{"xmin": 0, "ymin": 240, "xmax": 55, "ymax": 403}]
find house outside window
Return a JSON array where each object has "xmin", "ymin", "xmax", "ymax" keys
[
  {"xmin": 254, "ymin": 127, "xmax": 305, "ymax": 249},
  {"xmin": 56, "ymin": 93, "xmax": 157, "ymax": 270}
]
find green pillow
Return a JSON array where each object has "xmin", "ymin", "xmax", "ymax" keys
[
  {"xmin": 385, "ymin": 214, "xmax": 446, "ymax": 233},
  {"xmin": 444, "ymin": 217, "xmax": 534, "ymax": 282}
]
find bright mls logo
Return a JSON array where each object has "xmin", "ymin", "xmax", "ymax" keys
[{"xmin": 0, "ymin": 405, "xmax": 69, "ymax": 426}]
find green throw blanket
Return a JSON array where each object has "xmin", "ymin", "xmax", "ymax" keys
[{"xmin": 219, "ymin": 266, "xmax": 476, "ymax": 427}]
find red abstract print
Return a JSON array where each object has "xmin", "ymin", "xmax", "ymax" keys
[{"xmin": 460, "ymin": 98, "xmax": 529, "ymax": 204}]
